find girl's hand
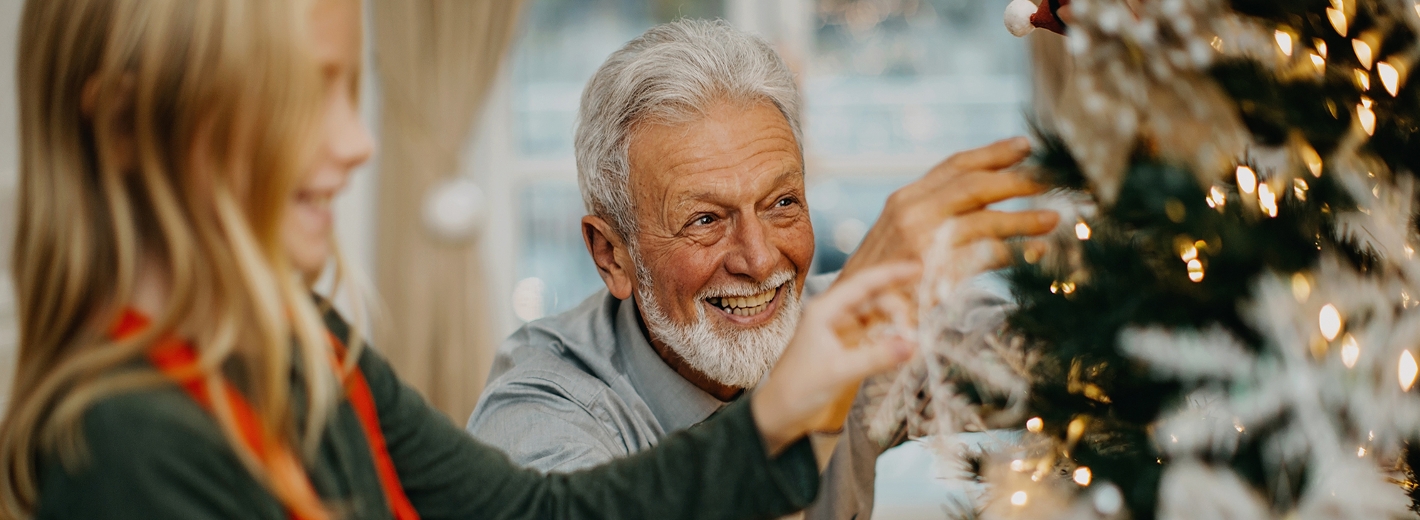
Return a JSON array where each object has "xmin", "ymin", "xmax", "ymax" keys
[{"xmin": 751, "ymin": 262, "xmax": 921, "ymax": 455}]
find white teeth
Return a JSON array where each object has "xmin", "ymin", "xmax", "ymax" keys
[{"xmin": 707, "ymin": 286, "xmax": 778, "ymax": 317}]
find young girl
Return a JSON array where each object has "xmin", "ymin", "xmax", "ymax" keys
[{"xmin": 0, "ymin": 0, "xmax": 920, "ymax": 519}]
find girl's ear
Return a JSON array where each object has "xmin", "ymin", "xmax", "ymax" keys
[
  {"xmin": 81, "ymin": 74, "xmax": 139, "ymax": 175},
  {"xmin": 581, "ymin": 215, "xmax": 637, "ymax": 300}
]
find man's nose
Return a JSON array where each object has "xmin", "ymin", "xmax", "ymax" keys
[{"xmin": 723, "ymin": 215, "xmax": 781, "ymax": 280}]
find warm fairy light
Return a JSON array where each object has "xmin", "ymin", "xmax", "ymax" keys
[
  {"xmin": 1316, "ymin": 39, "xmax": 1329, "ymax": 58},
  {"xmin": 1181, "ymin": 245, "xmax": 1199, "ymax": 262},
  {"xmin": 1187, "ymin": 260, "xmax": 1205, "ymax": 282},
  {"xmin": 1011, "ymin": 459, "xmax": 1027, "ymax": 471},
  {"xmin": 1301, "ymin": 144, "xmax": 1324, "ymax": 177},
  {"xmin": 1354, "ymin": 39, "xmax": 1374, "ymax": 69},
  {"xmin": 1379, "ymin": 61, "xmax": 1401, "ymax": 96},
  {"xmin": 1342, "ymin": 334, "xmax": 1360, "ymax": 368},
  {"xmin": 1076, "ymin": 221, "xmax": 1092, "ymax": 240},
  {"xmin": 1356, "ymin": 68, "xmax": 1371, "ymax": 90},
  {"xmin": 1358, "ymin": 445, "xmax": 1368, "ymax": 457},
  {"xmin": 1210, "ymin": 36, "xmax": 1223, "ymax": 52},
  {"xmin": 1328, "ymin": 8, "xmax": 1349, "ymax": 36},
  {"xmin": 1210, "ymin": 185, "xmax": 1227, "ymax": 210},
  {"xmin": 1258, "ymin": 183, "xmax": 1279, "ymax": 217},
  {"xmin": 1401, "ymin": 350, "xmax": 1418, "ymax": 391},
  {"xmin": 1407, "ymin": 244, "xmax": 1415, "ymax": 259},
  {"xmin": 1067, "ymin": 417, "xmax": 1087, "ymax": 444},
  {"xmin": 1320, "ymin": 304, "xmax": 1343, "ymax": 341},
  {"xmin": 1234, "ymin": 419, "xmax": 1246, "ymax": 433},
  {"xmin": 1294, "ymin": 178, "xmax": 1310, "ymax": 201},
  {"xmin": 1276, "ymin": 30, "xmax": 1294, "ymax": 56},
  {"xmin": 1061, "ymin": 282, "xmax": 1077, "ymax": 295},
  {"xmin": 1012, "ymin": 491, "xmax": 1029, "ymax": 506},
  {"xmin": 1310, "ymin": 53, "xmax": 1326, "ymax": 73},
  {"xmin": 1074, "ymin": 467, "xmax": 1093, "ymax": 486},
  {"xmin": 1026, "ymin": 417, "xmax": 1044, "ymax": 433},
  {"xmin": 1237, "ymin": 166, "xmax": 1258, "ymax": 193},
  {"xmin": 1292, "ymin": 273, "xmax": 1311, "ymax": 302},
  {"xmin": 1359, "ymin": 101, "xmax": 1377, "ymax": 136}
]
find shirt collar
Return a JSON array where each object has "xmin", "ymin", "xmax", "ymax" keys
[{"xmin": 615, "ymin": 297, "xmax": 728, "ymax": 432}]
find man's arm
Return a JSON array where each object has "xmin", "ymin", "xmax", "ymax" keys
[{"xmin": 466, "ymin": 376, "xmax": 626, "ymax": 473}]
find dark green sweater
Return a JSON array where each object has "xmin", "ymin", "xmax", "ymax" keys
[{"xmin": 34, "ymin": 312, "xmax": 819, "ymax": 519}]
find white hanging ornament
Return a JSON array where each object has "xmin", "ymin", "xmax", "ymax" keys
[
  {"xmin": 1006, "ymin": 0, "xmax": 1041, "ymax": 37},
  {"xmin": 422, "ymin": 176, "xmax": 486, "ymax": 243}
]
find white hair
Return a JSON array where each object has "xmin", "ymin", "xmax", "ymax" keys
[{"xmin": 574, "ymin": 18, "xmax": 804, "ymax": 237}]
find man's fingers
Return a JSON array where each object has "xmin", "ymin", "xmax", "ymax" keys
[
  {"xmin": 924, "ymin": 171, "xmax": 1049, "ymax": 215},
  {"xmin": 933, "ymin": 137, "xmax": 1032, "ymax": 176},
  {"xmin": 944, "ymin": 210, "xmax": 1060, "ymax": 246},
  {"xmin": 840, "ymin": 334, "xmax": 917, "ymax": 380},
  {"xmin": 814, "ymin": 262, "xmax": 922, "ymax": 320}
]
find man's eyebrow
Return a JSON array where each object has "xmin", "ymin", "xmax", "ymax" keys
[{"xmin": 675, "ymin": 168, "xmax": 805, "ymax": 206}]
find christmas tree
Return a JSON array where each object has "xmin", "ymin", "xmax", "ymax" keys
[{"xmin": 866, "ymin": 1, "xmax": 1420, "ymax": 519}]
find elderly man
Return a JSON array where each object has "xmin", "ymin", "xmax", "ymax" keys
[{"xmin": 466, "ymin": 19, "xmax": 1057, "ymax": 518}]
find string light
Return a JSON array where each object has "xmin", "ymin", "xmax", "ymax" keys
[
  {"xmin": 1356, "ymin": 68, "xmax": 1371, "ymax": 90},
  {"xmin": 1011, "ymin": 459, "xmax": 1027, "ymax": 471},
  {"xmin": 1234, "ymin": 419, "xmax": 1246, "ymax": 433},
  {"xmin": 1067, "ymin": 417, "xmax": 1088, "ymax": 444},
  {"xmin": 1328, "ymin": 8, "xmax": 1349, "ymax": 36},
  {"xmin": 1354, "ymin": 39, "xmax": 1374, "ymax": 69},
  {"xmin": 1359, "ymin": 445, "xmax": 1368, "ymax": 457},
  {"xmin": 1076, "ymin": 221, "xmax": 1092, "ymax": 240},
  {"xmin": 1292, "ymin": 273, "xmax": 1311, "ymax": 302},
  {"xmin": 1181, "ymin": 244, "xmax": 1199, "ymax": 262},
  {"xmin": 1027, "ymin": 417, "xmax": 1044, "ymax": 433},
  {"xmin": 1310, "ymin": 52, "xmax": 1326, "ymax": 74},
  {"xmin": 1188, "ymin": 260, "xmax": 1205, "ymax": 282},
  {"xmin": 1012, "ymin": 491, "xmax": 1029, "ymax": 506},
  {"xmin": 1379, "ymin": 61, "xmax": 1401, "ymax": 96},
  {"xmin": 1401, "ymin": 350, "xmax": 1418, "ymax": 391},
  {"xmin": 1210, "ymin": 36, "xmax": 1223, "ymax": 52},
  {"xmin": 1209, "ymin": 185, "xmax": 1227, "ymax": 210},
  {"xmin": 1301, "ymin": 144, "xmax": 1324, "ymax": 177},
  {"xmin": 1258, "ymin": 183, "xmax": 1279, "ymax": 217},
  {"xmin": 1320, "ymin": 304, "xmax": 1343, "ymax": 341},
  {"xmin": 1074, "ymin": 467, "xmax": 1093, "ymax": 486},
  {"xmin": 1294, "ymin": 178, "xmax": 1309, "ymax": 201},
  {"xmin": 1316, "ymin": 39, "xmax": 1328, "ymax": 58},
  {"xmin": 1237, "ymin": 166, "xmax": 1257, "ymax": 193},
  {"xmin": 1359, "ymin": 99, "xmax": 1377, "ymax": 136},
  {"xmin": 1341, "ymin": 334, "xmax": 1360, "ymax": 368},
  {"xmin": 1276, "ymin": 30, "xmax": 1294, "ymax": 56}
]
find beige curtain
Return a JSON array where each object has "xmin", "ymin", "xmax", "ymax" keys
[{"xmin": 371, "ymin": 0, "xmax": 526, "ymax": 421}]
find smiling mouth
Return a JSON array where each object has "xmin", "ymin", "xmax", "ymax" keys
[{"xmin": 706, "ymin": 285, "xmax": 780, "ymax": 317}]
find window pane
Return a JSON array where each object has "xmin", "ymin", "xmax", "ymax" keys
[
  {"xmin": 513, "ymin": 0, "xmax": 726, "ymax": 159},
  {"xmin": 807, "ymin": 0, "xmax": 1030, "ymax": 156}
]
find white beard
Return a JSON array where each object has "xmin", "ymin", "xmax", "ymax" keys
[{"xmin": 636, "ymin": 269, "xmax": 801, "ymax": 389}]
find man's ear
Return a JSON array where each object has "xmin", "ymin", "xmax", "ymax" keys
[{"xmin": 582, "ymin": 215, "xmax": 636, "ymax": 300}]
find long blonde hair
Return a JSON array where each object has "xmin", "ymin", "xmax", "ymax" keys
[{"xmin": 0, "ymin": 0, "xmax": 356, "ymax": 515}]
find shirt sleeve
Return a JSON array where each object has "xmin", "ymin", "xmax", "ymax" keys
[
  {"xmin": 35, "ymin": 389, "xmax": 283, "ymax": 520},
  {"xmin": 358, "ymin": 346, "xmax": 822, "ymax": 520},
  {"xmin": 466, "ymin": 378, "xmax": 623, "ymax": 473}
]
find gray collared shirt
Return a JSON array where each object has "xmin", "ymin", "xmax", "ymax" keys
[{"xmin": 467, "ymin": 278, "xmax": 880, "ymax": 520}]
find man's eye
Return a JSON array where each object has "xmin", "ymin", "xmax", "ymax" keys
[
  {"xmin": 776, "ymin": 197, "xmax": 797, "ymax": 207},
  {"xmin": 694, "ymin": 215, "xmax": 716, "ymax": 226}
]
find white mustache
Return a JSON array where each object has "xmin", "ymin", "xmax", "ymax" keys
[{"xmin": 697, "ymin": 271, "xmax": 795, "ymax": 299}]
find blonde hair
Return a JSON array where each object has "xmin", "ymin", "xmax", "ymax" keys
[{"xmin": 0, "ymin": 0, "xmax": 361, "ymax": 516}]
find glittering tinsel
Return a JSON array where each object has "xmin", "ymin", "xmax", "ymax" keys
[{"xmin": 862, "ymin": 0, "xmax": 1420, "ymax": 519}]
